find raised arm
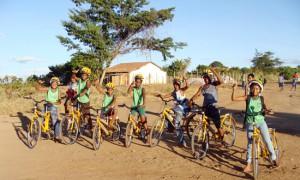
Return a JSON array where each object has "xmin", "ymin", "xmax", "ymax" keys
[
  {"xmin": 181, "ymin": 76, "xmax": 189, "ymax": 91},
  {"xmin": 127, "ymin": 81, "xmax": 135, "ymax": 95},
  {"xmin": 210, "ymin": 67, "xmax": 223, "ymax": 85},
  {"xmin": 190, "ymin": 86, "xmax": 203, "ymax": 102},
  {"xmin": 231, "ymin": 84, "xmax": 247, "ymax": 101},
  {"xmin": 93, "ymin": 79, "xmax": 105, "ymax": 94}
]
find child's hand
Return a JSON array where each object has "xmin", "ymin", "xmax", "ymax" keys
[{"xmin": 130, "ymin": 81, "xmax": 135, "ymax": 87}]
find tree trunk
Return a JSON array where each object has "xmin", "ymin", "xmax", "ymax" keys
[{"xmin": 99, "ymin": 68, "xmax": 107, "ymax": 85}]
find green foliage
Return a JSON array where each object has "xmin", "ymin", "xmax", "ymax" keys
[
  {"xmin": 0, "ymin": 76, "xmax": 34, "ymax": 98},
  {"xmin": 163, "ymin": 58, "xmax": 191, "ymax": 76},
  {"xmin": 251, "ymin": 51, "xmax": 283, "ymax": 72},
  {"xmin": 210, "ymin": 61, "xmax": 225, "ymax": 68},
  {"xmin": 58, "ymin": 0, "xmax": 186, "ymax": 79},
  {"xmin": 194, "ymin": 64, "xmax": 208, "ymax": 74},
  {"xmin": 278, "ymin": 66, "xmax": 298, "ymax": 80}
]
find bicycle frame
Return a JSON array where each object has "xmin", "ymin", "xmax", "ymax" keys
[
  {"xmin": 95, "ymin": 114, "xmax": 111, "ymax": 136},
  {"xmin": 30, "ymin": 104, "xmax": 51, "ymax": 133},
  {"xmin": 68, "ymin": 103, "xmax": 81, "ymax": 129},
  {"xmin": 128, "ymin": 114, "xmax": 139, "ymax": 134},
  {"xmin": 252, "ymin": 124, "xmax": 277, "ymax": 160}
]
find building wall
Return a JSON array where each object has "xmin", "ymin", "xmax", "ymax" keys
[{"xmin": 129, "ymin": 63, "xmax": 167, "ymax": 84}]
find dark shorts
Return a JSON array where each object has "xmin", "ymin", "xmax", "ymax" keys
[
  {"xmin": 131, "ymin": 106, "xmax": 146, "ymax": 117},
  {"xmin": 205, "ymin": 105, "xmax": 221, "ymax": 129}
]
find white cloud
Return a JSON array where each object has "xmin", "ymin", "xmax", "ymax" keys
[{"xmin": 13, "ymin": 56, "xmax": 40, "ymax": 63}]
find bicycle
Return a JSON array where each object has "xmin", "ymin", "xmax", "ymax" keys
[
  {"xmin": 191, "ymin": 106, "xmax": 237, "ymax": 159},
  {"xmin": 149, "ymin": 100, "xmax": 200, "ymax": 147},
  {"xmin": 89, "ymin": 107, "xmax": 121, "ymax": 150},
  {"xmin": 250, "ymin": 119, "xmax": 280, "ymax": 180},
  {"xmin": 60, "ymin": 101, "xmax": 81, "ymax": 144},
  {"xmin": 124, "ymin": 106, "xmax": 148, "ymax": 148},
  {"xmin": 24, "ymin": 96, "xmax": 53, "ymax": 148}
]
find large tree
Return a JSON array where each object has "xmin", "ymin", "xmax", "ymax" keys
[
  {"xmin": 58, "ymin": 0, "xmax": 185, "ymax": 83},
  {"xmin": 251, "ymin": 50, "xmax": 283, "ymax": 72}
]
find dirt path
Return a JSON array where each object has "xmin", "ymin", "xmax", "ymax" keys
[{"xmin": 1, "ymin": 84, "xmax": 300, "ymax": 180}]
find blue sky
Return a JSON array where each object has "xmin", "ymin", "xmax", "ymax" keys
[{"xmin": 0, "ymin": 0, "xmax": 300, "ymax": 77}]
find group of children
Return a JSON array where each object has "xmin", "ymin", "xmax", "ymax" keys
[{"xmin": 34, "ymin": 66, "xmax": 278, "ymax": 173}]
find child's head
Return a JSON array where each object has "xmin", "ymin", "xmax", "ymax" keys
[
  {"xmin": 202, "ymin": 73, "xmax": 212, "ymax": 85},
  {"xmin": 247, "ymin": 73, "xmax": 255, "ymax": 82},
  {"xmin": 134, "ymin": 74, "xmax": 144, "ymax": 88},
  {"xmin": 105, "ymin": 82, "xmax": 114, "ymax": 96},
  {"xmin": 173, "ymin": 78, "xmax": 181, "ymax": 90},
  {"xmin": 70, "ymin": 74, "xmax": 77, "ymax": 83},
  {"xmin": 249, "ymin": 81, "xmax": 263, "ymax": 96},
  {"xmin": 50, "ymin": 77, "xmax": 60, "ymax": 89},
  {"xmin": 80, "ymin": 67, "xmax": 91, "ymax": 80}
]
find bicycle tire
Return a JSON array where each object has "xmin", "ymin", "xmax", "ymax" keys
[
  {"xmin": 185, "ymin": 114, "xmax": 200, "ymax": 140},
  {"xmin": 149, "ymin": 118, "xmax": 164, "ymax": 147},
  {"xmin": 27, "ymin": 118, "xmax": 41, "ymax": 149},
  {"xmin": 222, "ymin": 115, "xmax": 236, "ymax": 147},
  {"xmin": 125, "ymin": 122, "xmax": 134, "ymax": 148},
  {"xmin": 252, "ymin": 139, "xmax": 259, "ymax": 180},
  {"xmin": 60, "ymin": 116, "xmax": 79, "ymax": 145},
  {"xmin": 111, "ymin": 122, "xmax": 121, "ymax": 141},
  {"xmin": 191, "ymin": 125, "xmax": 209, "ymax": 160},
  {"xmin": 92, "ymin": 123, "xmax": 102, "ymax": 150}
]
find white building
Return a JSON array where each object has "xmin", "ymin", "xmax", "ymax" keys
[{"xmin": 105, "ymin": 61, "xmax": 167, "ymax": 85}]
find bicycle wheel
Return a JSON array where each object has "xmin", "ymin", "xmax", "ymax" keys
[
  {"xmin": 221, "ymin": 115, "xmax": 236, "ymax": 147},
  {"xmin": 252, "ymin": 140, "xmax": 259, "ymax": 180},
  {"xmin": 269, "ymin": 129, "xmax": 280, "ymax": 165},
  {"xmin": 92, "ymin": 123, "xmax": 102, "ymax": 150},
  {"xmin": 60, "ymin": 116, "xmax": 79, "ymax": 145},
  {"xmin": 185, "ymin": 114, "xmax": 200, "ymax": 140},
  {"xmin": 111, "ymin": 122, "xmax": 121, "ymax": 141},
  {"xmin": 191, "ymin": 125, "xmax": 209, "ymax": 160},
  {"xmin": 149, "ymin": 118, "xmax": 164, "ymax": 147},
  {"xmin": 27, "ymin": 118, "xmax": 41, "ymax": 149},
  {"xmin": 125, "ymin": 122, "xmax": 134, "ymax": 148}
]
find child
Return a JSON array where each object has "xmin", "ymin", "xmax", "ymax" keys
[
  {"xmin": 127, "ymin": 74, "xmax": 148, "ymax": 141},
  {"xmin": 72, "ymin": 67, "xmax": 92, "ymax": 130},
  {"xmin": 35, "ymin": 77, "xmax": 62, "ymax": 141},
  {"xmin": 231, "ymin": 80, "xmax": 278, "ymax": 172},
  {"xmin": 64, "ymin": 72, "xmax": 78, "ymax": 114},
  {"xmin": 94, "ymin": 81, "xmax": 117, "ymax": 128},
  {"xmin": 190, "ymin": 67, "xmax": 224, "ymax": 139},
  {"xmin": 156, "ymin": 76, "xmax": 189, "ymax": 147}
]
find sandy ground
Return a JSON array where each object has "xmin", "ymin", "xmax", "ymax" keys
[{"xmin": 1, "ymin": 83, "xmax": 300, "ymax": 180}]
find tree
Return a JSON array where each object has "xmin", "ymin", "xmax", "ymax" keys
[
  {"xmin": 209, "ymin": 61, "xmax": 225, "ymax": 68},
  {"xmin": 163, "ymin": 58, "xmax": 191, "ymax": 76},
  {"xmin": 193, "ymin": 64, "xmax": 208, "ymax": 75},
  {"xmin": 58, "ymin": 0, "xmax": 186, "ymax": 83},
  {"xmin": 251, "ymin": 51, "xmax": 283, "ymax": 72}
]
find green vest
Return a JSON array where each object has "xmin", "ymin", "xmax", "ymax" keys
[
  {"xmin": 246, "ymin": 97, "xmax": 265, "ymax": 125},
  {"xmin": 102, "ymin": 93, "xmax": 114, "ymax": 112},
  {"xmin": 133, "ymin": 87, "xmax": 143, "ymax": 107},
  {"xmin": 77, "ymin": 79, "xmax": 90, "ymax": 103},
  {"xmin": 46, "ymin": 88, "xmax": 59, "ymax": 104}
]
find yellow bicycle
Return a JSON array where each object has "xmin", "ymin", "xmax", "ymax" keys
[
  {"xmin": 89, "ymin": 107, "xmax": 121, "ymax": 150},
  {"xmin": 191, "ymin": 107, "xmax": 237, "ymax": 159},
  {"xmin": 60, "ymin": 102, "xmax": 81, "ymax": 144},
  {"xmin": 25, "ymin": 97, "xmax": 52, "ymax": 148},
  {"xmin": 251, "ymin": 121, "xmax": 280, "ymax": 180},
  {"xmin": 124, "ymin": 107, "xmax": 147, "ymax": 148}
]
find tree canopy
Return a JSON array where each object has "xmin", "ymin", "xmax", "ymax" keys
[
  {"xmin": 251, "ymin": 51, "xmax": 283, "ymax": 72},
  {"xmin": 57, "ymin": 0, "xmax": 186, "ymax": 81}
]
